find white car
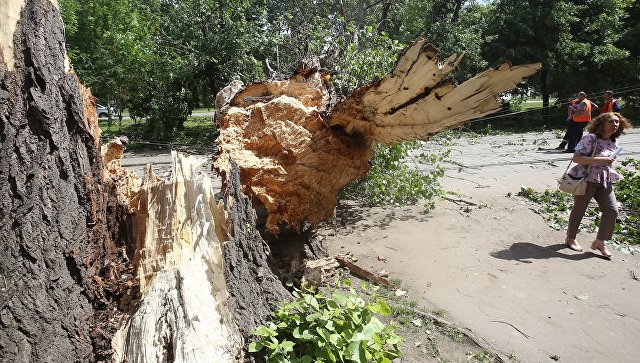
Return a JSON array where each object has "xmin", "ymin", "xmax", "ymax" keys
[{"xmin": 96, "ymin": 104, "xmax": 112, "ymax": 118}]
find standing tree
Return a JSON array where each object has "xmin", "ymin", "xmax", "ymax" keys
[
  {"xmin": 484, "ymin": 0, "xmax": 632, "ymax": 106},
  {"xmin": 61, "ymin": 0, "xmax": 155, "ymax": 125}
]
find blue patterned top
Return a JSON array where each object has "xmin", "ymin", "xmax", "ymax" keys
[{"xmin": 568, "ymin": 133, "xmax": 623, "ymax": 187}]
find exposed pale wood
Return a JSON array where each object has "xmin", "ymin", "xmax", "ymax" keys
[
  {"xmin": 303, "ymin": 257, "xmax": 340, "ymax": 286},
  {"xmin": 214, "ymin": 39, "xmax": 540, "ymax": 233},
  {"xmin": 329, "ymin": 39, "xmax": 542, "ymax": 144},
  {"xmin": 111, "ymin": 152, "xmax": 243, "ymax": 363},
  {"xmin": 214, "ymin": 71, "xmax": 372, "ymax": 234}
]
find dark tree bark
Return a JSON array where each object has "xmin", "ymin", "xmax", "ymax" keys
[
  {"xmin": 223, "ymin": 160, "xmax": 291, "ymax": 338},
  {"xmin": 451, "ymin": 0, "xmax": 464, "ymax": 23},
  {"xmin": 541, "ymin": 66, "xmax": 550, "ymax": 117},
  {"xmin": 0, "ymin": 1, "xmax": 132, "ymax": 362},
  {"xmin": 0, "ymin": 3, "xmax": 541, "ymax": 362},
  {"xmin": 377, "ymin": 0, "xmax": 394, "ymax": 34}
]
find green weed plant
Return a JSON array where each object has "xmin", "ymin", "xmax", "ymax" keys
[
  {"xmin": 249, "ymin": 281, "xmax": 403, "ymax": 363},
  {"xmin": 340, "ymin": 141, "xmax": 449, "ymax": 210}
]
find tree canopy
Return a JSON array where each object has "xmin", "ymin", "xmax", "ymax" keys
[{"xmin": 60, "ymin": 0, "xmax": 640, "ymax": 136}]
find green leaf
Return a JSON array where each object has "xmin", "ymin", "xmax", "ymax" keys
[
  {"xmin": 280, "ymin": 340, "xmax": 295, "ymax": 353},
  {"xmin": 248, "ymin": 341, "xmax": 263, "ymax": 352},
  {"xmin": 362, "ymin": 317, "xmax": 385, "ymax": 341},
  {"xmin": 306, "ymin": 313, "xmax": 321, "ymax": 322},
  {"xmin": 345, "ymin": 341, "xmax": 365, "ymax": 363}
]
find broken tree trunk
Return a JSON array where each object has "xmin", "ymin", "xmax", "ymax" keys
[
  {"xmin": 0, "ymin": 0, "xmax": 129, "ymax": 361},
  {"xmin": 214, "ymin": 40, "xmax": 541, "ymax": 233},
  {"xmin": 104, "ymin": 146, "xmax": 290, "ymax": 363},
  {"xmin": 2, "ymin": 2, "xmax": 291, "ymax": 362},
  {"xmin": 109, "ymin": 153, "xmax": 241, "ymax": 362},
  {"xmin": 2, "ymin": 2, "xmax": 541, "ymax": 362}
]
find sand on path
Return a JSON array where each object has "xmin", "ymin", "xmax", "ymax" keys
[{"xmin": 324, "ymin": 129, "xmax": 640, "ymax": 363}]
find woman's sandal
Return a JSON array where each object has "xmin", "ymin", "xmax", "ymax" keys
[
  {"xmin": 565, "ymin": 238, "xmax": 582, "ymax": 252},
  {"xmin": 591, "ymin": 240, "xmax": 613, "ymax": 259}
]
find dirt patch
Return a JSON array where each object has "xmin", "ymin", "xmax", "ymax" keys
[{"xmin": 321, "ymin": 130, "xmax": 640, "ymax": 363}]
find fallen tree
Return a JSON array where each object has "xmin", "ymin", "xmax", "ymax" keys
[
  {"xmin": 0, "ymin": 1, "xmax": 540, "ymax": 362},
  {"xmin": 213, "ymin": 43, "xmax": 540, "ymax": 233}
]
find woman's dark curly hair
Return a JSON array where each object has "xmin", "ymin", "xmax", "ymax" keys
[{"xmin": 587, "ymin": 112, "xmax": 632, "ymax": 141}]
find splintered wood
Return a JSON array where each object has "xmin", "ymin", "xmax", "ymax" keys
[
  {"xmin": 303, "ymin": 254, "xmax": 396, "ymax": 290},
  {"xmin": 214, "ymin": 39, "xmax": 540, "ymax": 233},
  {"xmin": 110, "ymin": 152, "xmax": 243, "ymax": 363},
  {"xmin": 330, "ymin": 40, "xmax": 542, "ymax": 144},
  {"xmin": 214, "ymin": 70, "xmax": 372, "ymax": 234}
]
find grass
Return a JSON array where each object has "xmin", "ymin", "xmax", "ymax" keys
[{"xmin": 98, "ymin": 116, "xmax": 218, "ymax": 153}]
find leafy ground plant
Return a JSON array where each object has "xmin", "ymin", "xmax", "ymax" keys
[
  {"xmin": 249, "ymin": 280, "xmax": 402, "ymax": 363},
  {"xmin": 516, "ymin": 158, "xmax": 640, "ymax": 246},
  {"xmin": 340, "ymin": 141, "xmax": 450, "ymax": 211}
]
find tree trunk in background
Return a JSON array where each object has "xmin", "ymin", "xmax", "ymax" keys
[
  {"xmin": 541, "ymin": 67, "xmax": 550, "ymax": 117},
  {"xmin": 0, "ymin": 0, "xmax": 128, "ymax": 362}
]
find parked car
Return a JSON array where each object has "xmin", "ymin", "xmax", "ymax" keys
[
  {"xmin": 96, "ymin": 104, "xmax": 119, "ymax": 118},
  {"xmin": 96, "ymin": 104, "xmax": 111, "ymax": 118}
]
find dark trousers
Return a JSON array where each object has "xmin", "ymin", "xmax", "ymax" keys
[{"xmin": 566, "ymin": 121, "xmax": 587, "ymax": 151}]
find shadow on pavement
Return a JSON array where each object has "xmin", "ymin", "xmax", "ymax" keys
[{"xmin": 490, "ymin": 242, "xmax": 609, "ymax": 263}]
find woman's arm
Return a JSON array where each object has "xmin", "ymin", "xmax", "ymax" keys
[{"xmin": 571, "ymin": 152, "xmax": 614, "ymax": 166}]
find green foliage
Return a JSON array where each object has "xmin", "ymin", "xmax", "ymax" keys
[
  {"xmin": 517, "ymin": 186, "xmax": 594, "ymax": 231},
  {"xmin": 517, "ymin": 158, "xmax": 640, "ymax": 245},
  {"xmin": 61, "ymin": 0, "xmax": 155, "ymax": 119},
  {"xmin": 340, "ymin": 142, "xmax": 449, "ymax": 209},
  {"xmin": 393, "ymin": 0, "xmax": 491, "ymax": 81},
  {"xmin": 249, "ymin": 281, "xmax": 403, "ymax": 363},
  {"xmin": 614, "ymin": 159, "xmax": 640, "ymax": 243},
  {"xmin": 62, "ymin": 0, "xmax": 640, "ymax": 139},
  {"xmin": 483, "ymin": 0, "xmax": 635, "ymax": 105},
  {"xmin": 332, "ymin": 31, "xmax": 404, "ymax": 95}
]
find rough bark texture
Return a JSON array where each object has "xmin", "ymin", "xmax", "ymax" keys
[
  {"xmin": 223, "ymin": 159, "xmax": 292, "ymax": 338},
  {"xmin": 0, "ymin": 1, "xmax": 124, "ymax": 362},
  {"xmin": 214, "ymin": 39, "xmax": 541, "ymax": 233}
]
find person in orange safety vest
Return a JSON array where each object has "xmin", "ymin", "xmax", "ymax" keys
[
  {"xmin": 557, "ymin": 91, "xmax": 598, "ymax": 152},
  {"xmin": 599, "ymin": 90, "xmax": 621, "ymax": 114},
  {"xmin": 567, "ymin": 92, "xmax": 599, "ymax": 151},
  {"xmin": 556, "ymin": 97, "xmax": 578, "ymax": 150}
]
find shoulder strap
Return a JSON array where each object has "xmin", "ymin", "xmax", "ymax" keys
[{"xmin": 563, "ymin": 134, "xmax": 597, "ymax": 173}]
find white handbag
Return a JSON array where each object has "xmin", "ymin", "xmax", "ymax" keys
[{"xmin": 557, "ymin": 136, "xmax": 597, "ymax": 196}]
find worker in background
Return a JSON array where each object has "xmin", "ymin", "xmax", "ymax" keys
[
  {"xmin": 556, "ymin": 96, "xmax": 580, "ymax": 150},
  {"xmin": 599, "ymin": 90, "xmax": 621, "ymax": 114},
  {"xmin": 563, "ymin": 91, "xmax": 598, "ymax": 153}
]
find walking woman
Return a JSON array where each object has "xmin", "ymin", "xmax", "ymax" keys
[{"xmin": 565, "ymin": 112, "xmax": 633, "ymax": 258}]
